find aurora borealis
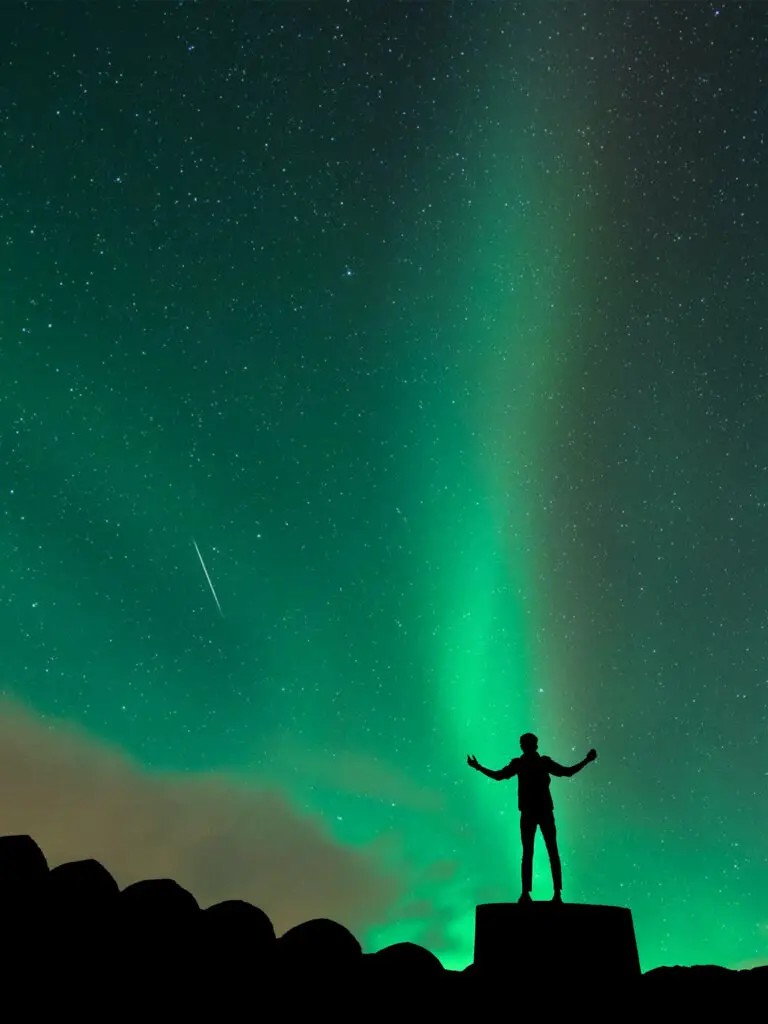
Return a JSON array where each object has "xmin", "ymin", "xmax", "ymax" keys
[{"xmin": 2, "ymin": 1, "xmax": 767, "ymax": 972}]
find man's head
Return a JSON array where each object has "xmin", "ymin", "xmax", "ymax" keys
[{"xmin": 519, "ymin": 733, "xmax": 538, "ymax": 754}]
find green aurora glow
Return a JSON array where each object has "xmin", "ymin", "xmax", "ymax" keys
[{"xmin": 1, "ymin": 3, "xmax": 766, "ymax": 973}]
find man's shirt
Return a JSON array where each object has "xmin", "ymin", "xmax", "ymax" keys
[{"xmin": 499, "ymin": 752, "xmax": 576, "ymax": 813}]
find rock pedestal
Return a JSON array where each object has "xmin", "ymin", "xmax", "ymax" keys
[{"xmin": 474, "ymin": 902, "xmax": 641, "ymax": 985}]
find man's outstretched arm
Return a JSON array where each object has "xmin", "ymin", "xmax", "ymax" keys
[
  {"xmin": 467, "ymin": 755, "xmax": 517, "ymax": 781},
  {"xmin": 547, "ymin": 749, "xmax": 597, "ymax": 777}
]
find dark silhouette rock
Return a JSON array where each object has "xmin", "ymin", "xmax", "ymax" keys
[
  {"xmin": 115, "ymin": 879, "xmax": 201, "ymax": 1000},
  {"xmin": 360, "ymin": 942, "xmax": 447, "ymax": 1009},
  {"xmin": 49, "ymin": 858, "xmax": 119, "ymax": 913},
  {"xmin": 44, "ymin": 862, "xmax": 120, "ymax": 996},
  {"xmin": 0, "ymin": 831, "xmax": 762, "ymax": 1011},
  {"xmin": 204, "ymin": 898, "xmax": 276, "ymax": 943},
  {"xmin": 474, "ymin": 902, "xmax": 641, "ymax": 987},
  {"xmin": 643, "ymin": 964, "xmax": 738, "ymax": 989},
  {"xmin": 0, "ymin": 836, "xmax": 50, "ymax": 990},
  {"xmin": 0, "ymin": 834, "xmax": 49, "ymax": 898},
  {"xmin": 0, "ymin": 833, "xmax": 49, "ymax": 958},
  {"xmin": 368, "ymin": 941, "xmax": 445, "ymax": 978},
  {"xmin": 118, "ymin": 879, "xmax": 200, "ymax": 959},
  {"xmin": 119, "ymin": 877, "xmax": 200, "ymax": 921},
  {"xmin": 46, "ymin": 859, "xmax": 121, "ymax": 981},
  {"xmin": 637, "ymin": 963, "xmax": 768, "ymax": 1010},
  {"xmin": 270, "ymin": 918, "xmax": 363, "ymax": 1010},
  {"xmin": 200, "ymin": 899, "xmax": 277, "ymax": 985},
  {"xmin": 277, "ymin": 917, "xmax": 362, "ymax": 972}
]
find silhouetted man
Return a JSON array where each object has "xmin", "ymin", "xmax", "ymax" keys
[{"xmin": 467, "ymin": 734, "xmax": 597, "ymax": 903}]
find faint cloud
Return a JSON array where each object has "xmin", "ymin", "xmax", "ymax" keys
[
  {"xmin": 730, "ymin": 957, "xmax": 768, "ymax": 970},
  {"xmin": 265, "ymin": 737, "xmax": 446, "ymax": 812},
  {"xmin": 0, "ymin": 699, "xmax": 404, "ymax": 936},
  {"xmin": 421, "ymin": 859, "xmax": 460, "ymax": 882}
]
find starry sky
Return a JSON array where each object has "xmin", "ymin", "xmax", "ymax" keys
[{"xmin": 1, "ymin": 1, "xmax": 767, "ymax": 972}]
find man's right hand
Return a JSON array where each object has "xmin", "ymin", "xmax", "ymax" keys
[
  {"xmin": 467, "ymin": 754, "xmax": 480, "ymax": 770},
  {"xmin": 586, "ymin": 748, "xmax": 597, "ymax": 762}
]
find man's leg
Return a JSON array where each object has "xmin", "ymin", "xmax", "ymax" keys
[
  {"xmin": 520, "ymin": 812, "xmax": 537, "ymax": 897},
  {"xmin": 539, "ymin": 810, "xmax": 562, "ymax": 895}
]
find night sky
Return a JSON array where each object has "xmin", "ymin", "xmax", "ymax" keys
[{"xmin": 2, "ymin": 1, "xmax": 767, "ymax": 972}]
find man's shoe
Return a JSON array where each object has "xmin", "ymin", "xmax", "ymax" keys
[
  {"xmin": 551, "ymin": 891, "xmax": 563, "ymax": 903},
  {"xmin": 518, "ymin": 892, "xmax": 532, "ymax": 903}
]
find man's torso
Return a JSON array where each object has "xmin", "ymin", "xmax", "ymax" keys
[{"xmin": 509, "ymin": 753, "xmax": 555, "ymax": 813}]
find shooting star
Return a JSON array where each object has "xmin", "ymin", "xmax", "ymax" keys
[{"xmin": 192, "ymin": 538, "xmax": 224, "ymax": 617}]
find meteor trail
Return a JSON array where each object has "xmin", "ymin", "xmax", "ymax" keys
[{"xmin": 192, "ymin": 538, "xmax": 224, "ymax": 617}]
